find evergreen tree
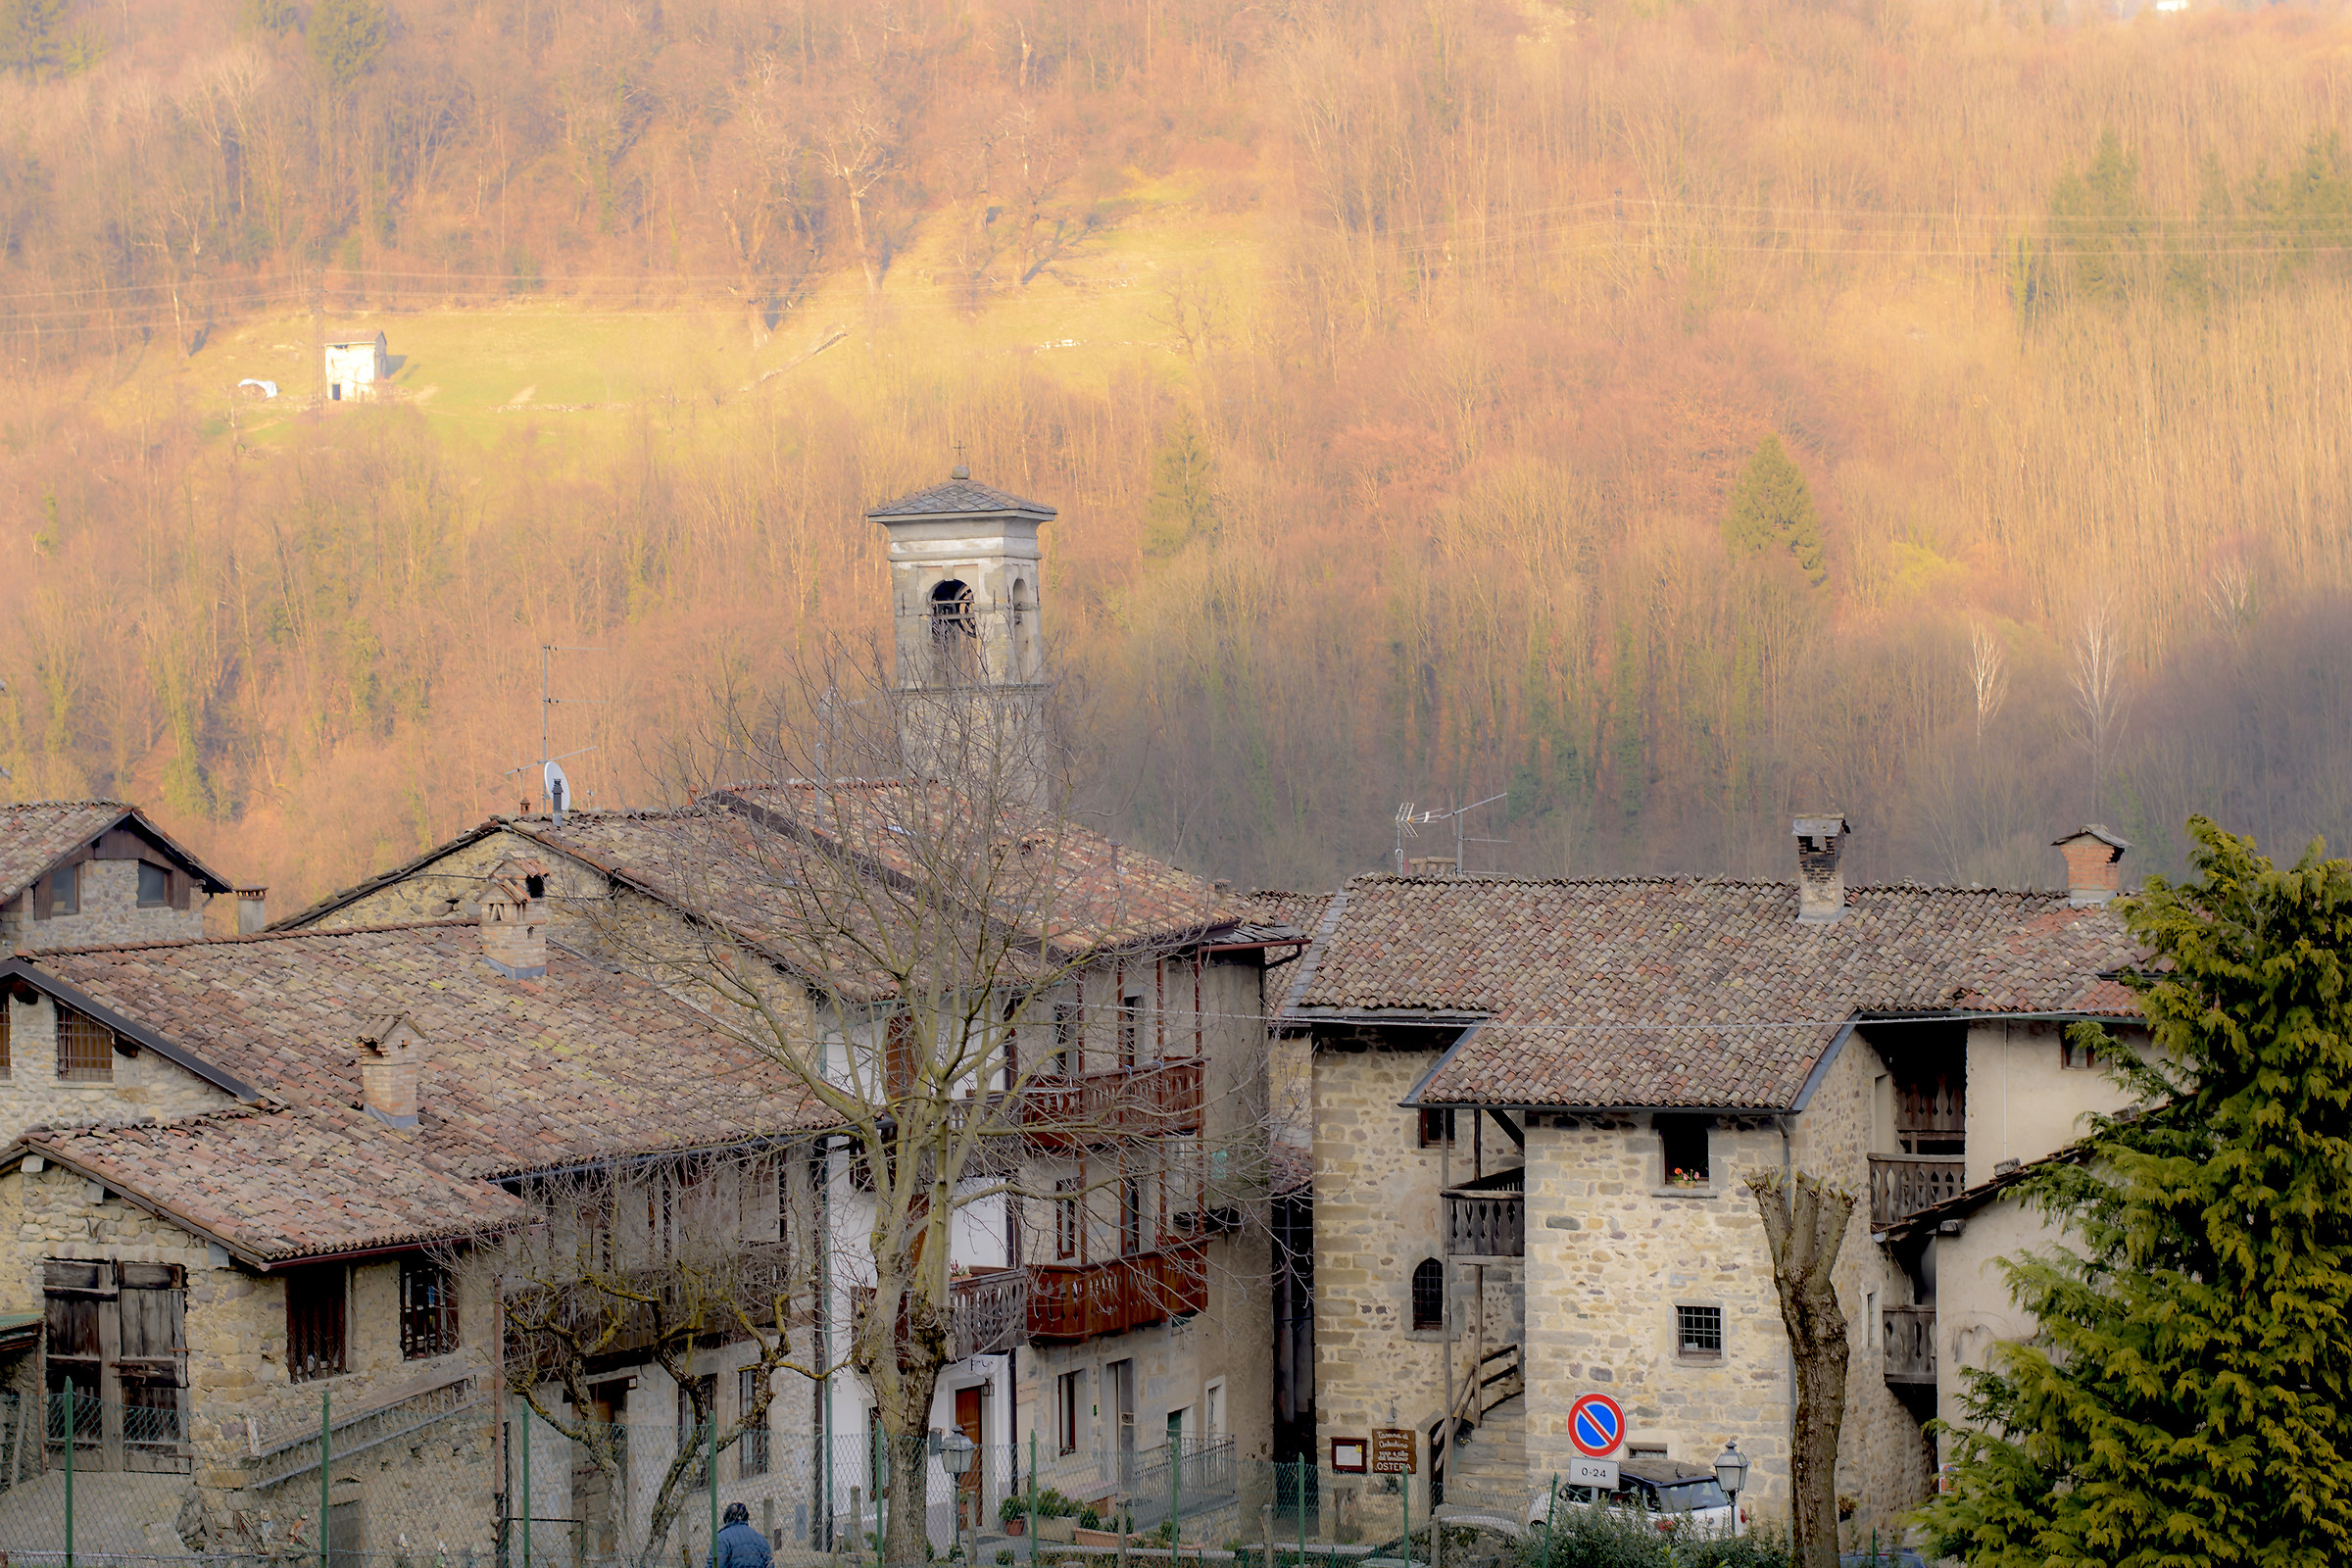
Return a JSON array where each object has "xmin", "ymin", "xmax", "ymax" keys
[
  {"xmin": 2050, "ymin": 129, "xmax": 2146, "ymax": 305},
  {"xmin": 1722, "ymin": 434, "xmax": 1826, "ymax": 587},
  {"xmin": 1918, "ymin": 817, "xmax": 2352, "ymax": 1567},
  {"xmin": 310, "ymin": 0, "xmax": 387, "ymax": 87},
  {"xmin": 1144, "ymin": 406, "xmax": 1217, "ymax": 555}
]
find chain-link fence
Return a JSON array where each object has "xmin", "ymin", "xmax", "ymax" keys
[{"xmin": 0, "ymin": 1391, "xmax": 1720, "ymax": 1568}]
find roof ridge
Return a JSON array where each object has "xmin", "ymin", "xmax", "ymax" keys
[
  {"xmin": 29, "ymin": 916, "xmax": 479, "ymax": 957},
  {"xmin": 0, "ymin": 799, "xmax": 132, "ymax": 810},
  {"xmin": 1341, "ymin": 871, "xmax": 2072, "ymax": 899}
]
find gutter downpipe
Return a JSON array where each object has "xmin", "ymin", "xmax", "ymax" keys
[
  {"xmin": 818, "ymin": 1136, "xmax": 835, "ymax": 1552},
  {"xmin": 1781, "ymin": 1114, "xmax": 1796, "ymax": 1515}
]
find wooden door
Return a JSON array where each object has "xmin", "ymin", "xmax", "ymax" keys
[
  {"xmin": 573, "ymin": 1384, "xmax": 627, "ymax": 1559},
  {"xmin": 42, "ymin": 1261, "xmax": 108, "ymax": 1467},
  {"xmin": 116, "ymin": 1264, "xmax": 186, "ymax": 1472}
]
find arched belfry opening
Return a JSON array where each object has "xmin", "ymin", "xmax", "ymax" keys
[{"xmin": 866, "ymin": 469, "xmax": 1058, "ymax": 791}]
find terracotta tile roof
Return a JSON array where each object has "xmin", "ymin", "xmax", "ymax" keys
[
  {"xmin": 31, "ymin": 921, "xmax": 833, "ymax": 1180},
  {"xmin": 1295, "ymin": 875, "xmax": 2139, "ymax": 1110},
  {"xmin": 866, "ymin": 479, "xmax": 1055, "ymax": 519},
  {"xmin": 20, "ymin": 1105, "xmax": 525, "ymax": 1265},
  {"xmin": 1233, "ymin": 891, "xmax": 1331, "ymax": 947}
]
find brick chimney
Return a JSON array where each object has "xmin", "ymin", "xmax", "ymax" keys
[
  {"xmin": 479, "ymin": 858, "xmax": 550, "ymax": 980},
  {"xmin": 235, "ymin": 888, "xmax": 269, "ymax": 935},
  {"xmin": 1792, "ymin": 812, "xmax": 1850, "ymax": 924},
  {"xmin": 2052, "ymin": 826, "xmax": 2130, "ymax": 906},
  {"xmin": 357, "ymin": 1014, "xmax": 424, "ymax": 1128}
]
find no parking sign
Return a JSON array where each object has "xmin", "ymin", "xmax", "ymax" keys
[{"xmin": 1568, "ymin": 1392, "xmax": 1625, "ymax": 1458}]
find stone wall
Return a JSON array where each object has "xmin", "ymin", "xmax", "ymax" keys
[
  {"xmin": 2, "ymin": 860, "xmax": 209, "ymax": 953},
  {"xmin": 1309, "ymin": 1032, "xmax": 1494, "ymax": 1522},
  {"xmin": 0, "ymin": 1161, "xmax": 499, "ymax": 1556},
  {"xmin": 0, "ymin": 993, "xmax": 237, "ymax": 1143}
]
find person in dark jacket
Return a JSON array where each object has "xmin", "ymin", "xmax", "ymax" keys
[{"xmin": 710, "ymin": 1501, "xmax": 773, "ymax": 1568}]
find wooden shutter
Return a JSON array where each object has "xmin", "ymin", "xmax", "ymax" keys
[{"xmin": 117, "ymin": 1263, "xmax": 186, "ymax": 1472}]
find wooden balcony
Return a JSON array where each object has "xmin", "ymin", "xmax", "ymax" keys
[
  {"xmin": 849, "ymin": 1267, "xmax": 1029, "ymax": 1363},
  {"xmin": 1869, "ymin": 1153, "xmax": 1966, "ymax": 1229},
  {"xmin": 1022, "ymin": 1059, "xmax": 1204, "ymax": 1150},
  {"xmin": 1026, "ymin": 1242, "xmax": 1208, "ymax": 1342},
  {"xmin": 1444, "ymin": 1166, "xmax": 1525, "ymax": 1259},
  {"xmin": 1883, "ymin": 1306, "xmax": 1936, "ymax": 1386}
]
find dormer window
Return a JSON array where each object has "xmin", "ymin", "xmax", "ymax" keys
[
  {"xmin": 44, "ymin": 863, "xmax": 78, "ymax": 917},
  {"xmin": 137, "ymin": 862, "xmax": 169, "ymax": 907}
]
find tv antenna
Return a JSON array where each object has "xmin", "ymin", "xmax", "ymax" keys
[
  {"xmin": 1394, "ymin": 790, "xmax": 1507, "ymax": 875},
  {"xmin": 503, "ymin": 645, "xmax": 609, "ymax": 821}
]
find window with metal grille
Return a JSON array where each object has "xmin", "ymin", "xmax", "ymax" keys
[
  {"xmin": 1410, "ymin": 1258, "xmax": 1445, "ymax": 1332},
  {"xmin": 738, "ymin": 1367, "xmax": 771, "ymax": 1477},
  {"xmin": 55, "ymin": 1006, "xmax": 112, "ymax": 1082},
  {"xmin": 1676, "ymin": 1303, "xmax": 1724, "ymax": 1358},
  {"xmin": 137, "ymin": 862, "xmax": 169, "ymax": 907},
  {"xmin": 399, "ymin": 1257, "xmax": 458, "ymax": 1360},
  {"xmin": 285, "ymin": 1264, "xmax": 348, "ymax": 1382}
]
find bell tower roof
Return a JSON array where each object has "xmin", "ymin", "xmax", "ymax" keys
[{"xmin": 867, "ymin": 478, "xmax": 1056, "ymax": 522}]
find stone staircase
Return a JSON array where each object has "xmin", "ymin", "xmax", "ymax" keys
[{"xmin": 1439, "ymin": 1390, "xmax": 1528, "ymax": 1520}]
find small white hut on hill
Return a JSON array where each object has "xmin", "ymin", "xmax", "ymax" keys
[{"xmin": 323, "ymin": 329, "xmax": 388, "ymax": 401}]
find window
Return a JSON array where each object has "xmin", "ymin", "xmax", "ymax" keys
[
  {"xmin": 399, "ymin": 1257, "xmax": 459, "ymax": 1359},
  {"xmin": 1052, "ymin": 1004, "xmax": 1082, "ymax": 1077},
  {"xmin": 1055, "ymin": 1371, "xmax": 1082, "ymax": 1455},
  {"xmin": 2061, "ymin": 1038, "xmax": 2100, "ymax": 1071},
  {"xmin": 0, "ymin": 994, "xmax": 11, "ymax": 1080},
  {"xmin": 1117, "ymin": 997, "xmax": 1141, "ymax": 1069},
  {"xmin": 1054, "ymin": 1178, "xmax": 1080, "ymax": 1259},
  {"xmin": 1657, "ymin": 1115, "xmax": 1710, "ymax": 1186},
  {"xmin": 1410, "ymin": 1258, "xmax": 1445, "ymax": 1332},
  {"xmin": 46, "ymin": 863, "xmax": 78, "ymax": 917},
  {"xmin": 55, "ymin": 1006, "xmax": 112, "ymax": 1083},
  {"xmin": 738, "ymin": 1367, "xmax": 771, "ymax": 1478},
  {"xmin": 884, "ymin": 1014, "xmax": 915, "ymax": 1097},
  {"xmin": 285, "ymin": 1263, "xmax": 348, "ymax": 1382},
  {"xmin": 1120, "ymin": 1176, "xmax": 1144, "ymax": 1255},
  {"xmin": 1676, "ymin": 1303, "xmax": 1724, "ymax": 1359},
  {"xmin": 136, "ymin": 862, "xmax": 169, "ymax": 907},
  {"xmin": 1417, "ymin": 1108, "xmax": 1455, "ymax": 1148}
]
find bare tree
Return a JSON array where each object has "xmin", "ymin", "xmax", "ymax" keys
[
  {"xmin": 599, "ymin": 642, "xmax": 1264, "ymax": 1567},
  {"xmin": 2068, "ymin": 597, "xmax": 2130, "ymax": 816},
  {"xmin": 474, "ymin": 1156, "xmax": 808, "ymax": 1568},
  {"xmin": 1746, "ymin": 1169, "xmax": 1855, "ymax": 1568},
  {"xmin": 1968, "ymin": 621, "xmax": 2007, "ymax": 750}
]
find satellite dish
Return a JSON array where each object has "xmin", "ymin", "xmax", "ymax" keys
[{"xmin": 543, "ymin": 760, "xmax": 570, "ymax": 824}]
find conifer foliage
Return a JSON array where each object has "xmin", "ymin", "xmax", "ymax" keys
[
  {"xmin": 1722, "ymin": 435, "xmax": 1826, "ymax": 587},
  {"xmin": 1919, "ymin": 817, "xmax": 2352, "ymax": 1567}
]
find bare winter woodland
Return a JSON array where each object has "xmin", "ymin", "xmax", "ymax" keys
[{"xmin": 2, "ymin": 0, "xmax": 2350, "ymax": 900}]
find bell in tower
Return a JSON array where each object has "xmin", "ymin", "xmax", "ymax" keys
[{"xmin": 867, "ymin": 466, "xmax": 1057, "ymax": 789}]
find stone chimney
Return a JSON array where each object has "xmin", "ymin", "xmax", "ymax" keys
[
  {"xmin": 235, "ymin": 888, "xmax": 269, "ymax": 935},
  {"xmin": 2052, "ymin": 826, "xmax": 2130, "ymax": 906},
  {"xmin": 357, "ymin": 1014, "xmax": 424, "ymax": 1128},
  {"xmin": 479, "ymin": 858, "xmax": 550, "ymax": 980},
  {"xmin": 1792, "ymin": 812, "xmax": 1850, "ymax": 924}
]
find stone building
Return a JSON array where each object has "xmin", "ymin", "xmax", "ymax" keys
[
  {"xmin": 0, "ymin": 802, "xmax": 233, "ymax": 955},
  {"xmin": 265, "ymin": 472, "xmax": 1307, "ymax": 1551},
  {"xmin": 1287, "ymin": 819, "xmax": 2147, "ymax": 1542},
  {"xmin": 0, "ymin": 903, "xmax": 832, "ymax": 1562},
  {"xmin": 322, "ymin": 330, "xmax": 388, "ymax": 402}
]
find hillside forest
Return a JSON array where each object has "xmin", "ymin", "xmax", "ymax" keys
[{"xmin": 2, "ymin": 0, "xmax": 2351, "ymax": 906}]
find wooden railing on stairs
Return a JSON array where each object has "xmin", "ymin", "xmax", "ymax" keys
[{"xmin": 1428, "ymin": 1342, "xmax": 1522, "ymax": 1506}]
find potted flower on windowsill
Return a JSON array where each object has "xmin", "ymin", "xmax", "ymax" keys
[{"xmin": 1667, "ymin": 1167, "xmax": 1709, "ymax": 1190}]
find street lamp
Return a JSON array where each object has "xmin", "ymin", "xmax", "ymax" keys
[
  {"xmin": 1713, "ymin": 1441, "xmax": 1749, "ymax": 1537},
  {"xmin": 942, "ymin": 1430, "xmax": 978, "ymax": 1563}
]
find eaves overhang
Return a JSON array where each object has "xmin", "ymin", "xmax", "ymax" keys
[{"xmin": 0, "ymin": 957, "xmax": 260, "ymax": 1102}]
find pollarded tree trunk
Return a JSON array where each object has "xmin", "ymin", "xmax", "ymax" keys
[{"xmin": 1745, "ymin": 1169, "xmax": 1856, "ymax": 1568}]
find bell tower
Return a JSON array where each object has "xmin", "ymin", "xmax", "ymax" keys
[{"xmin": 867, "ymin": 467, "xmax": 1056, "ymax": 783}]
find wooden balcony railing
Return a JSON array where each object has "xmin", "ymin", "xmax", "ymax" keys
[
  {"xmin": 1022, "ymin": 1060, "xmax": 1204, "ymax": 1149},
  {"xmin": 1883, "ymin": 1306, "xmax": 1936, "ymax": 1386},
  {"xmin": 1026, "ymin": 1242, "xmax": 1208, "ymax": 1342},
  {"xmin": 1445, "ymin": 1166, "xmax": 1526, "ymax": 1259},
  {"xmin": 849, "ymin": 1268, "xmax": 1029, "ymax": 1363},
  {"xmin": 1869, "ymin": 1154, "xmax": 1967, "ymax": 1229}
]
